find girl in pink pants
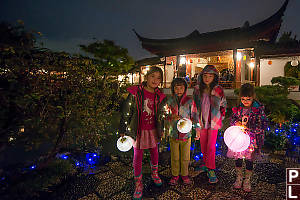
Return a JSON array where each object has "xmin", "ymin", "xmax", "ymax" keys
[
  {"xmin": 119, "ymin": 67, "xmax": 166, "ymax": 200},
  {"xmin": 193, "ymin": 65, "xmax": 227, "ymax": 183}
]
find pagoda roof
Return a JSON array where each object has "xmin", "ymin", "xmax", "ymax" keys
[
  {"xmin": 128, "ymin": 56, "xmax": 163, "ymax": 72},
  {"xmin": 135, "ymin": 56, "xmax": 163, "ymax": 67},
  {"xmin": 134, "ymin": 0, "xmax": 289, "ymax": 57},
  {"xmin": 257, "ymin": 45, "xmax": 300, "ymax": 58}
]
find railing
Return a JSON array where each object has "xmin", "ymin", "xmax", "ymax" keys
[
  {"xmin": 161, "ymin": 81, "xmax": 257, "ymax": 89},
  {"xmin": 219, "ymin": 81, "xmax": 256, "ymax": 89},
  {"xmin": 219, "ymin": 81, "xmax": 234, "ymax": 89}
]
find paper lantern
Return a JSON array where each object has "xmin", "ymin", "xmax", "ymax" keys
[
  {"xmin": 291, "ymin": 60, "xmax": 299, "ymax": 67},
  {"xmin": 177, "ymin": 118, "xmax": 192, "ymax": 133},
  {"xmin": 224, "ymin": 126, "xmax": 250, "ymax": 152},
  {"xmin": 117, "ymin": 136, "xmax": 134, "ymax": 152}
]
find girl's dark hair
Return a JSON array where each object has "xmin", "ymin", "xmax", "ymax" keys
[
  {"xmin": 171, "ymin": 77, "xmax": 187, "ymax": 94},
  {"xmin": 240, "ymin": 83, "xmax": 255, "ymax": 97},
  {"xmin": 145, "ymin": 66, "xmax": 163, "ymax": 83},
  {"xmin": 198, "ymin": 73, "xmax": 219, "ymax": 96}
]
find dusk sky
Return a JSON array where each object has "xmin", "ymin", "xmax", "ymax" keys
[{"xmin": 1, "ymin": 0, "xmax": 299, "ymax": 60}]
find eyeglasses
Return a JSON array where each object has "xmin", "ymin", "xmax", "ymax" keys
[{"xmin": 241, "ymin": 98, "xmax": 253, "ymax": 102}]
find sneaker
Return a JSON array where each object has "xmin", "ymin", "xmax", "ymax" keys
[
  {"xmin": 182, "ymin": 176, "xmax": 192, "ymax": 185},
  {"xmin": 195, "ymin": 165, "xmax": 208, "ymax": 173},
  {"xmin": 169, "ymin": 176, "xmax": 179, "ymax": 185},
  {"xmin": 207, "ymin": 170, "xmax": 218, "ymax": 183}
]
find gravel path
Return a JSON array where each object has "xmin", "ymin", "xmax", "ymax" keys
[{"xmin": 52, "ymin": 153, "xmax": 300, "ymax": 200}]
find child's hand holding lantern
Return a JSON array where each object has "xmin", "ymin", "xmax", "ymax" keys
[
  {"xmin": 241, "ymin": 116, "xmax": 249, "ymax": 126},
  {"xmin": 195, "ymin": 130, "xmax": 201, "ymax": 140},
  {"xmin": 235, "ymin": 116, "xmax": 248, "ymax": 127}
]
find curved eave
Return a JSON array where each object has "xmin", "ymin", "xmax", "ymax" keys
[{"xmin": 134, "ymin": 0, "xmax": 289, "ymax": 56}]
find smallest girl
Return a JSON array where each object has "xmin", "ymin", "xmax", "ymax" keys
[{"xmin": 227, "ymin": 83, "xmax": 268, "ymax": 192}]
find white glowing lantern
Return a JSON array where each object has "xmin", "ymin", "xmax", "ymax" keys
[
  {"xmin": 224, "ymin": 126, "xmax": 250, "ymax": 152},
  {"xmin": 177, "ymin": 118, "xmax": 192, "ymax": 133},
  {"xmin": 236, "ymin": 52, "xmax": 242, "ymax": 61},
  {"xmin": 117, "ymin": 136, "xmax": 134, "ymax": 152},
  {"xmin": 291, "ymin": 60, "xmax": 299, "ymax": 67}
]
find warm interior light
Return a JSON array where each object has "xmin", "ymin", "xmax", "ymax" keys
[
  {"xmin": 249, "ymin": 58, "xmax": 255, "ymax": 68},
  {"xmin": 291, "ymin": 60, "xmax": 299, "ymax": 67},
  {"xmin": 237, "ymin": 52, "xmax": 242, "ymax": 61},
  {"xmin": 180, "ymin": 57, "xmax": 186, "ymax": 65}
]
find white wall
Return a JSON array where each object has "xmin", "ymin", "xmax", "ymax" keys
[{"xmin": 260, "ymin": 58, "xmax": 287, "ymax": 86}]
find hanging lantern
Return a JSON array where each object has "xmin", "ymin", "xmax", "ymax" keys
[
  {"xmin": 117, "ymin": 136, "xmax": 134, "ymax": 152},
  {"xmin": 180, "ymin": 56, "xmax": 186, "ymax": 65},
  {"xmin": 224, "ymin": 126, "xmax": 250, "ymax": 152},
  {"xmin": 291, "ymin": 60, "xmax": 299, "ymax": 67},
  {"xmin": 236, "ymin": 52, "xmax": 242, "ymax": 61},
  {"xmin": 177, "ymin": 118, "xmax": 193, "ymax": 133},
  {"xmin": 249, "ymin": 58, "xmax": 255, "ymax": 68}
]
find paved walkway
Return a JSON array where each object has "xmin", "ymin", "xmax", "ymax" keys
[{"xmin": 52, "ymin": 152, "xmax": 300, "ymax": 200}]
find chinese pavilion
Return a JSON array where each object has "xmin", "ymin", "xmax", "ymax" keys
[{"xmin": 133, "ymin": 0, "xmax": 290, "ymax": 89}]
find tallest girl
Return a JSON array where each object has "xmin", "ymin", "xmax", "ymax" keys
[{"xmin": 193, "ymin": 65, "xmax": 227, "ymax": 183}]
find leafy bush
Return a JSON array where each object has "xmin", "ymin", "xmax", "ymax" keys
[
  {"xmin": 7, "ymin": 159, "xmax": 76, "ymax": 199},
  {"xmin": 234, "ymin": 77, "xmax": 300, "ymax": 152},
  {"xmin": 0, "ymin": 22, "xmax": 133, "ymax": 157}
]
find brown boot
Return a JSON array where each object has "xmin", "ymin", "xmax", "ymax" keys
[
  {"xmin": 234, "ymin": 167, "xmax": 243, "ymax": 189},
  {"xmin": 243, "ymin": 170, "xmax": 252, "ymax": 192},
  {"xmin": 133, "ymin": 173, "xmax": 143, "ymax": 200}
]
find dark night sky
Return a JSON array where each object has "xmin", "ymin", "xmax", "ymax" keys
[{"xmin": 1, "ymin": 0, "xmax": 299, "ymax": 60}]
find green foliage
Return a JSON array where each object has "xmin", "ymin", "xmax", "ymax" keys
[
  {"xmin": 234, "ymin": 77, "xmax": 300, "ymax": 124},
  {"xmin": 0, "ymin": 22, "xmax": 130, "ymax": 158},
  {"xmin": 79, "ymin": 40, "xmax": 134, "ymax": 76},
  {"xmin": 284, "ymin": 62, "xmax": 299, "ymax": 78},
  {"xmin": 0, "ymin": 21, "xmax": 35, "ymax": 49},
  {"xmin": 277, "ymin": 31, "xmax": 300, "ymax": 48},
  {"xmin": 255, "ymin": 85, "xmax": 289, "ymax": 123},
  {"xmin": 0, "ymin": 21, "xmax": 135, "ymax": 197},
  {"xmin": 271, "ymin": 76, "xmax": 300, "ymax": 88},
  {"xmin": 10, "ymin": 159, "xmax": 75, "ymax": 199},
  {"xmin": 264, "ymin": 129, "xmax": 288, "ymax": 151}
]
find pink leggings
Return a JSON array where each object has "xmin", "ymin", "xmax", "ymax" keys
[
  {"xmin": 133, "ymin": 145, "xmax": 158, "ymax": 176},
  {"xmin": 200, "ymin": 129, "xmax": 218, "ymax": 169}
]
